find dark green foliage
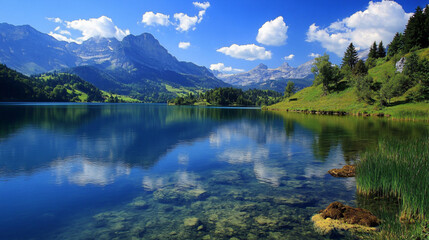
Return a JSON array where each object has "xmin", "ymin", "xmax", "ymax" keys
[
  {"xmin": 368, "ymin": 42, "xmax": 378, "ymax": 59},
  {"xmin": 169, "ymin": 87, "xmax": 283, "ymax": 106},
  {"xmin": 403, "ymin": 6, "xmax": 428, "ymax": 52},
  {"xmin": 377, "ymin": 41, "xmax": 386, "ymax": 58},
  {"xmin": 404, "ymin": 54, "xmax": 429, "ymax": 101},
  {"xmin": 312, "ymin": 54, "xmax": 343, "ymax": 94},
  {"xmin": 353, "ymin": 60, "xmax": 368, "ymax": 76},
  {"xmin": 284, "ymin": 81, "xmax": 296, "ymax": 98},
  {"xmin": 388, "ymin": 33, "xmax": 404, "ymax": 57},
  {"xmin": 354, "ymin": 75, "xmax": 374, "ymax": 103},
  {"xmin": 341, "ymin": 43, "xmax": 359, "ymax": 70},
  {"xmin": 0, "ymin": 64, "xmax": 105, "ymax": 102}
]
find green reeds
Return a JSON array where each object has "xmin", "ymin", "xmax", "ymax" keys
[{"xmin": 356, "ymin": 136, "xmax": 429, "ymax": 220}]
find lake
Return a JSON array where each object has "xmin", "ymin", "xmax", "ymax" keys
[{"xmin": 0, "ymin": 103, "xmax": 427, "ymax": 239}]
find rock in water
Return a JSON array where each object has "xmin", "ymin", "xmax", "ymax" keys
[
  {"xmin": 320, "ymin": 202, "xmax": 380, "ymax": 227},
  {"xmin": 312, "ymin": 202, "xmax": 380, "ymax": 235},
  {"xmin": 328, "ymin": 165, "xmax": 356, "ymax": 177},
  {"xmin": 184, "ymin": 217, "xmax": 200, "ymax": 227}
]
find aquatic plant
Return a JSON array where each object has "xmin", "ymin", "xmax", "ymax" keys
[{"xmin": 356, "ymin": 136, "xmax": 429, "ymax": 219}]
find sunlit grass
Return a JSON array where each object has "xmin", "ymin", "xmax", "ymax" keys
[{"xmin": 356, "ymin": 136, "xmax": 429, "ymax": 219}]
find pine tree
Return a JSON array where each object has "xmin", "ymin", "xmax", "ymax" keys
[
  {"xmin": 423, "ymin": 5, "xmax": 429, "ymax": 48},
  {"xmin": 403, "ymin": 6, "xmax": 425, "ymax": 52},
  {"xmin": 368, "ymin": 42, "xmax": 378, "ymax": 59},
  {"xmin": 284, "ymin": 81, "xmax": 296, "ymax": 98},
  {"xmin": 387, "ymin": 33, "xmax": 404, "ymax": 57},
  {"xmin": 353, "ymin": 60, "xmax": 368, "ymax": 76},
  {"xmin": 377, "ymin": 41, "xmax": 386, "ymax": 58},
  {"xmin": 341, "ymin": 43, "xmax": 359, "ymax": 70}
]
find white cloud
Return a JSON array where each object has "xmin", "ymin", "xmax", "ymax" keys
[
  {"xmin": 54, "ymin": 26, "xmax": 60, "ymax": 31},
  {"xmin": 178, "ymin": 41, "xmax": 191, "ymax": 49},
  {"xmin": 217, "ymin": 44, "xmax": 272, "ymax": 61},
  {"xmin": 193, "ymin": 2, "xmax": 210, "ymax": 10},
  {"xmin": 141, "ymin": 2, "xmax": 210, "ymax": 32},
  {"xmin": 174, "ymin": 13, "xmax": 199, "ymax": 31},
  {"xmin": 142, "ymin": 12, "xmax": 170, "ymax": 26},
  {"xmin": 283, "ymin": 54, "xmax": 295, "ymax": 60},
  {"xmin": 309, "ymin": 53, "xmax": 321, "ymax": 58},
  {"xmin": 193, "ymin": 1, "xmax": 210, "ymax": 23},
  {"xmin": 210, "ymin": 63, "xmax": 244, "ymax": 73},
  {"xmin": 47, "ymin": 17, "xmax": 63, "ymax": 23},
  {"xmin": 306, "ymin": 0, "xmax": 412, "ymax": 56},
  {"xmin": 59, "ymin": 30, "xmax": 71, "ymax": 36},
  {"xmin": 256, "ymin": 16, "xmax": 288, "ymax": 46},
  {"xmin": 65, "ymin": 16, "xmax": 130, "ymax": 43},
  {"xmin": 48, "ymin": 32, "xmax": 79, "ymax": 43}
]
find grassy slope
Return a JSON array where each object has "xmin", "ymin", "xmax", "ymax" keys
[{"xmin": 268, "ymin": 48, "xmax": 429, "ymax": 121}]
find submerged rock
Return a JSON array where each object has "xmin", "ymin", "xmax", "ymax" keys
[
  {"xmin": 128, "ymin": 196, "xmax": 149, "ymax": 209},
  {"xmin": 184, "ymin": 217, "xmax": 200, "ymax": 227},
  {"xmin": 254, "ymin": 215, "xmax": 277, "ymax": 226},
  {"xmin": 153, "ymin": 187, "xmax": 208, "ymax": 204},
  {"xmin": 315, "ymin": 202, "xmax": 380, "ymax": 231},
  {"xmin": 328, "ymin": 165, "xmax": 356, "ymax": 178}
]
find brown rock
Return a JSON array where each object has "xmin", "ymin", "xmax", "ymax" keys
[
  {"xmin": 319, "ymin": 202, "xmax": 380, "ymax": 227},
  {"xmin": 328, "ymin": 165, "xmax": 356, "ymax": 178}
]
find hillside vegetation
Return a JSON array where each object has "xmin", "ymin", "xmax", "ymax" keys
[
  {"xmin": 168, "ymin": 87, "xmax": 283, "ymax": 106},
  {"xmin": 0, "ymin": 64, "xmax": 139, "ymax": 103},
  {"xmin": 268, "ymin": 5, "xmax": 429, "ymax": 121}
]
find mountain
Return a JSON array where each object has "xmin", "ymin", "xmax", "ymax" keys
[
  {"xmin": 215, "ymin": 61, "xmax": 315, "ymax": 92},
  {"xmin": 0, "ymin": 23, "xmax": 228, "ymax": 102},
  {"xmin": 0, "ymin": 23, "xmax": 78, "ymax": 74}
]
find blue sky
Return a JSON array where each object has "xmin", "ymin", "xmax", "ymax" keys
[{"xmin": 0, "ymin": 0, "xmax": 425, "ymax": 72}]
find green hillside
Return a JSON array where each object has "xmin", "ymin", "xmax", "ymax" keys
[
  {"xmin": 0, "ymin": 64, "xmax": 139, "ymax": 103},
  {"xmin": 267, "ymin": 48, "xmax": 429, "ymax": 120}
]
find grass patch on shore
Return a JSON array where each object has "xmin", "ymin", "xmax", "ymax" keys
[
  {"xmin": 267, "ymin": 84, "xmax": 429, "ymax": 121},
  {"xmin": 356, "ymin": 136, "xmax": 429, "ymax": 219}
]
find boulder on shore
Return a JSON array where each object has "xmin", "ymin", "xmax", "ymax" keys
[{"xmin": 328, "ymin": 165, "xmax": 356, "ymax": 178}]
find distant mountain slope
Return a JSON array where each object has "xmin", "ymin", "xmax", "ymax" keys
[
  {"xmin": 0, "ymin": 23, "xmax": 228, "ymax": 102},
  {"xmin": 216, "ymin": 61, "xmax": 314, "ymax": 88},
  {"xmin": 0, "ymin": 23, "xmax": 78, "ymax": 74}
]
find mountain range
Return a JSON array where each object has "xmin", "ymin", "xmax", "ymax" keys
[
  {"xmin": 0, "ymin": 23, "xmax": 227, "ymax": 102},
  {"xmin": 213, "ymin": 61, "xmax": 314, "ymax": 92}
]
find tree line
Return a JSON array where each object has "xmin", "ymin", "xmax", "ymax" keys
[
  {"xmin": 168, "ymin": 87, "xmax": 283, "ymax": 106},
  {"xmin": 0, "ymin": 64, "xmax": 107, "ymax": 102}
]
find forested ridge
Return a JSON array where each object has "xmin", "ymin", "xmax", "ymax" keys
[{"xmin": 0, "ymin": 64, "xmax": 135, "ymax": 102}]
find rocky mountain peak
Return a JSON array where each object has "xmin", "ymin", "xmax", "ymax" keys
[{"xmin": 253, "ymin": 63, "xmax": 268, "ymax": 71}]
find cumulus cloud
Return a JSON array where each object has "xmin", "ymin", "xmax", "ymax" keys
[
  {"xmin": 142, "ymin": 2, "xmax": 210, "ymax": 32},
  {"xmin": 142, "ymin": 12, "xmax": 170, "ymax": 26},
  {"xmin": 210, "ymin": 63, "xmax": 244, "ymax": 73},
  {"xmin": 257, "ymin": 16, "xmax": 288, "ymax": 46},
  {"xmin": 193, "ymin": 2, "xmax": 210, "ymax": 10},
  {"xmin": 48, "ymin": 16, "xmax": 130, "ymax": 44},
  {"xmin": 174, "ymin": 13, "xmax": 199, "ymax": 31},
  {"xmin": 47, "ymin": 17, "xmax": 63, "ymax": 23},
  {"xmin": 66, "ymin": 16, "xmax": 130, "ymax": 42},
  {"xmin": 48, "ymin": 32, "xmax": 79, "ymax": 43},
  {"xmin": 309, "ymin": 53, "xmax": 321, "ymax": 58},
  {"xmin": 217, "ymin": 44, "xmax": 272, "ymax": 61},
  {"xmin": 306, "ymin": 0, "xmax": 412, "ymax": 56},
  {"xmin": 283, "ymin": 54, "xmax": 295, "ymax": 60},
  {"xmin": 178, "ymin": 41, "xmax": 191, "ymax": 49}
]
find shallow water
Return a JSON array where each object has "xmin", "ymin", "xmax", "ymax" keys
[{"xmin": 0, "ymin": 103, "xmax": 427, "ymax": 239}]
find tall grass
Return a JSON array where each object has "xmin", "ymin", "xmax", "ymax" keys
[{"xmin": 356, "ymin": 136, "xmax": 429, "ymax": 219}]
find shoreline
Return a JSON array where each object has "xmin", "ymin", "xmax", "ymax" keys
[{"xmin": 265, "ymin": 107, "xmax": 429, "ymax": 122}]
